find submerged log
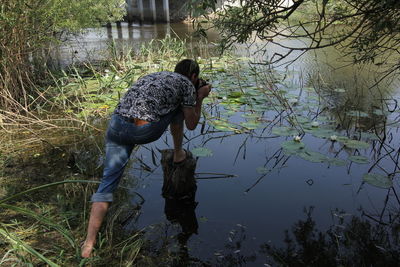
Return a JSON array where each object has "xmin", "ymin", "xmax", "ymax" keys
[{"xmin": 160, "ymin": 149, "xmax": 197, "ymax": 200}]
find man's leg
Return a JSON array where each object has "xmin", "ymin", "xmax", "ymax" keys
[
  {"xmin": 170, "ymin": 111, "xmax": 186, "ymax": 163},
  {"xmin": 81, "ymin": 202, "xmax": 109, "ymax": 258},
  {"xmin": 82, "ymin": 137, "xmax": 134, "ymax": 258}
]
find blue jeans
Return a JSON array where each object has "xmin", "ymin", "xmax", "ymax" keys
[{"xmin": 91, "ymin": 110, "xmax": 183, "ymax": 202}]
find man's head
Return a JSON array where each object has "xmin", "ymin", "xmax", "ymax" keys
[{"xmin": 174, "ymin": 59, "xmax": 200, "ymax": 85}]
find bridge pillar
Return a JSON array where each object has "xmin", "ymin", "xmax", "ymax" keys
[
  {"xmin": 163, "ymin": 0, "xmax": 170, "ymax": 22},
  {"xmin": 150, "ymin": 0, "xmax": 156, "ymax": 22},
  {"xmin": 137, "ymin": 0, "xmax": 144, "ymax": 22}
]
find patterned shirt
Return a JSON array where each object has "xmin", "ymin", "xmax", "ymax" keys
[{"xmin": 114, "ymin": 71, "xmax": 196, "ymax": 122}]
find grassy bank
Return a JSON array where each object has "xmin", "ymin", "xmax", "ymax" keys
[{"xmin": 0, "ymin": 36, "xmax": 242, "ymax": 266}]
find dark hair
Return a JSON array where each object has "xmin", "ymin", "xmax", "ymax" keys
[{"xmin": 174, "ymin": 59, "xmax": 199, "ymax": 78}]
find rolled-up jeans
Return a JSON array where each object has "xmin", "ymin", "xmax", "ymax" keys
[{"xmin": 91, "ymin": 110, "xmax": 183, "ymax": 202}]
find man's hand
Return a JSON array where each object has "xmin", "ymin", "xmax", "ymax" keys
[
  {"xmin": 183, "ymin": 84, "xmax": 211, "ymax": 130},
  {"xmin": 197, "ymin": 84, "xmax": 212, "ymax": 100}
]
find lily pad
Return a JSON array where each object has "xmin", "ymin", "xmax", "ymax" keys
[
  {"xmin": 228, "ymin": 91, "xmax": 243, "ymax": 98},
  {"xmin": 241, "ymin": 120, "xmax": 261, "ymax": 130},
  {"xmin": 344, "ymin": 140, "xmax": 370, "ymax": 149},
  {"xmin": 281, "ymin": 140, "xmax": 305, "ymax": 153},
  {"xmin": 360, "ymin": 132, "xmax": 380, "ymax": 140},
  {"xmin": 308, "ymin": 128, "xmax": 336, "ymax": 139},
  {"xmin": 256, "ymin": 167, "xmax": 269, "ymax": 174},
  {"xmin": 347, "ymin": 110, "xmax": 369, "ymax": 118},
  {"xmin": 295, "ymin": 116, "xmax": 310, "ymax": 123},
  {"xmin": 191, "ymin": 147, "xmax": 213, "ymax": 157},
  {"xmin": 333, "ymin": 88, "xmax": 346, "ymax": 93},
  {"xmin": 373, "ymin": 109, "xmax": 387, "ymax": 116},
  {"xmin": 241, "ymin": 113, "xmax": 261, "ymax": 119},
  {"xmin": 272, "ymin": 126, "xmax": 300, "ymax": 137},
  {"xmin": 311, "ymin": 121, "xmax": 319, "ymax": 127},
  {"xmin": 221, "ymin": 110, "xmax": 236, "ymax": 117},
  {"xmin": 328, "ymin": 158, "xmax": 347, "ymax": 166},
  {"xmin": 210, "ymin": 120, "xmax": 238, "ymax": 132},
  {"xmin": 298, "ymin": 150, "xmax": 328, "ymax": 163},
  {"xmin": 336, "ymin": 136, "xmax": 350, "ymax": 142},
  {"xmin": 363, "ymin": 173, "xmax": 392, "ymax": 189},
  {"xmin": 348, "ymin": 155, "xmax": 370, "ymax": 164}
]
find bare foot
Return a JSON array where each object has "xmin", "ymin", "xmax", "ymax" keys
[
  {"xmin": 173, "ymin": 149, "xmax": 187, "ymax": 164},
  {"xmin": 81, "ymin": 242, "xmax": 94, "ymax": 258}
]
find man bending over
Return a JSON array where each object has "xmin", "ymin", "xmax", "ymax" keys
[{"xmin": 81, "ymin": 59, "xmax": 211, "ymax": 258}]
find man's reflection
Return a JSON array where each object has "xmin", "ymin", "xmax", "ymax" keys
[{"xmin": 161, "ymin": 149, "xmax": 199, "ymax": 265}]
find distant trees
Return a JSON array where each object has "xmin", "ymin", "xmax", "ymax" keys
[
  {"xmin": 191, "ymin": 0, "xmax": 400, "ymax": 79},
  {"xmin": 0, "ymin": 0, "xmax": 125, "ymax": 108}
]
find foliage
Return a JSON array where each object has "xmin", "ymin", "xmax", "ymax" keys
[
  {"xmin": 0, "ymin": 145, "xmax": 143, "ymax": 265},
  {"xmin": 190, "ymin": 0, "xmax": 400, "ymax": 78},
  {"xmin": 260, "ymin": 208, "xmax": 400, "ymax": 266},
  {"xmin": 0, "ymin": 0, "xmax": 125, "ymax": 108}
]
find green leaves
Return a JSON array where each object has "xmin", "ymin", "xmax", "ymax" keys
[
  {"xmin": 210, "ymin": 120, "xmax": 238, "ymax": 132},
  {"xmin": 348, "ymin": 155, "xmax": 370, "ymax": 164},
  {"xmin": 191, "ymin": 147, "xmax": 213, "ymax": 157},
  {"xmin": 0, "ymin": 226, "xmax": 60, "ymax": 267},
  {"xmin": 272, "ymin": 126, "xmax": 300, "ymax": 136},
  {"xmin": 240, "ymin": 120, "xmax": 262, "ymax": 130},
  {"xmin": 256, "ymin": 167, "xmax": 269, "ymax": 174},
  {"xmin": 344, "ymin": 140, "xmax": 370, "ymax": 149},
  {"xmin": 363, "ymin": 173, "xmax": 392, "ymax": 189},
  {"xmin": 298, "ymin": 150, "xmax": 328, "ymax": 163},
  {"xmin": 281, "ymin": 140, "xmax": 305, "ymax": 155}
]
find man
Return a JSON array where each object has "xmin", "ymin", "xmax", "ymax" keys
[{"xmin": 81, "ymin": 59, "xmax": 211, "ymax": 258}]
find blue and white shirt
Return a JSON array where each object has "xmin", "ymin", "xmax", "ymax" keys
[{"xmin": 114, "ymin": 71, "xmax": 196, "ymax": 122}]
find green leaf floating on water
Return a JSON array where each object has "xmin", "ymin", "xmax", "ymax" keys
[
  {"xmin": 360, "ymin": 132, "xmax": 380, "ymax": 140},
  {"xmin": 295, "ymin": 116, "xmax": 310, "ymax": 123},
  {"xmin": 328, "ymin": 158, "xmax": 347, "ymax": 166},
  {"xmin": 241, "ymin": 120, "xmax": 261, "ymax": 130},
  {"xmin": 336, "ymin": 135, "xmax": 350, "ymax": 142},
  {"xmin": 281, "ymin": 140, "xmax": 305, "ymax": 155},
  {"xmin": 210, "ymin": 120, "xmax": 238, "ymax": 132},
  {"xmin": 373, "ymin": 109, "xmax": 387, "ymax": 116},
  {"xmin": 241, "ymin": 113, "xmax": 261, "ymax": 119},
  {"xmin": 344, "ymin": 140, "xmax": 370, "ymax": 149},
  {"xmin": 298, "ymin": 150, "xmax": 328, "ymax": 163},
  {"xmin": 307, "ymin": 128, "xmax": 337, "ymax": 139},
  {"xmin": 363, "ymin": 173, "xmax": 392, "ymax": 189},
  {"xmin": 221, "ymin": 110, "xmax": 236, "ymax": 117},
  {"xmin": 334, "ymin": 88, "xmax": 346, "ymax": 93},
  {"xmin": 228, "ymin": 91, "xmax": 243, "ymax": 98},
  {"xmin": 272, "ymin": 126, "xmax": 300, "ymax": 136},
  {"xmin": 348, "ymin": 155, "xmax": 370, "ymax": 164},
  {"xmin": 347, "ymin": 110, "xmax": 369, "ymax": 118},
  {"xmin": 256, "ymin": 167, "xmax": 269, "ymax": 174},
  {"xmin": 191, "ymin": 147, "xmax": 213, "ymax": 157}
]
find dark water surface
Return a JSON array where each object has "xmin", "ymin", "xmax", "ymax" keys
[{"xmin": 60, "ymin": 23, "xmax": 400, "ymax": 265}]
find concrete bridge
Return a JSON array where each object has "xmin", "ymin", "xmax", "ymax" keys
[
  {"xmin": 125, "ymin": 0, "xmax": 226, "ymax": 23},
  {"xmin": 125, "ymin": 0, "xmax": 294, "ymax": 23},
  {"xmin": 125, "ymin": 0, "xmax": 180, "ymax": 23}
]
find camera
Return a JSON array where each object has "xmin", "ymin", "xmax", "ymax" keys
[{"xmin": 195, "ymin": 78, "xmax": 209, "ymax": 91}]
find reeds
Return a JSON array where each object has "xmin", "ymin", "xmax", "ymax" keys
[
  {"xmin": 0, "ymin": 35, "xmax": 205, "ymax": 265},
  {"xmin": 0, "ymin": 179, "xmax": 144, "ymax": 266}
]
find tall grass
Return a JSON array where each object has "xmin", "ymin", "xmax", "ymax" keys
[
  {"xmin": 0, "ymin": 35, "xmax": 215, "ymax": 265},
  {"xmin": 0, "ymin": 0, "xmax": 125, "ymax": 109},
  {"xmin": 0, "ymin": 179, "xmax": 144, "ymax": 265}
]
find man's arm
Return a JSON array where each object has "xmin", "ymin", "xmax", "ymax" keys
[{"xmin": 182, "ymin": 85, "xmax": 211, "ymax": 130}]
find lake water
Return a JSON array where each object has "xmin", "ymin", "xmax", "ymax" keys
[{"xmin": 60, "ymin": 23, "xmax": 400, "ymax": 265}]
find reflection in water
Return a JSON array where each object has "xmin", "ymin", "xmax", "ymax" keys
[
  {"xmin": 260, "ymin": 207, "xmax": 400, "ymax": 266},
  {"xmin": 56, "ymin": 22, "xmax": 220, "ymax": 67},
  {"xmin": 160, "ymin": 149, "xmax": 199, "ymax": 266}
]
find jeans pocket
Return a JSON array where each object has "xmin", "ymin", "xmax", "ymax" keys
[
  {"xmin": 109, "ymin": 115, "xmax": 122, "ymax": 131},
  {"xmin": 106, "ymin": 126, "xmax": 121, "ymax": 144}
]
